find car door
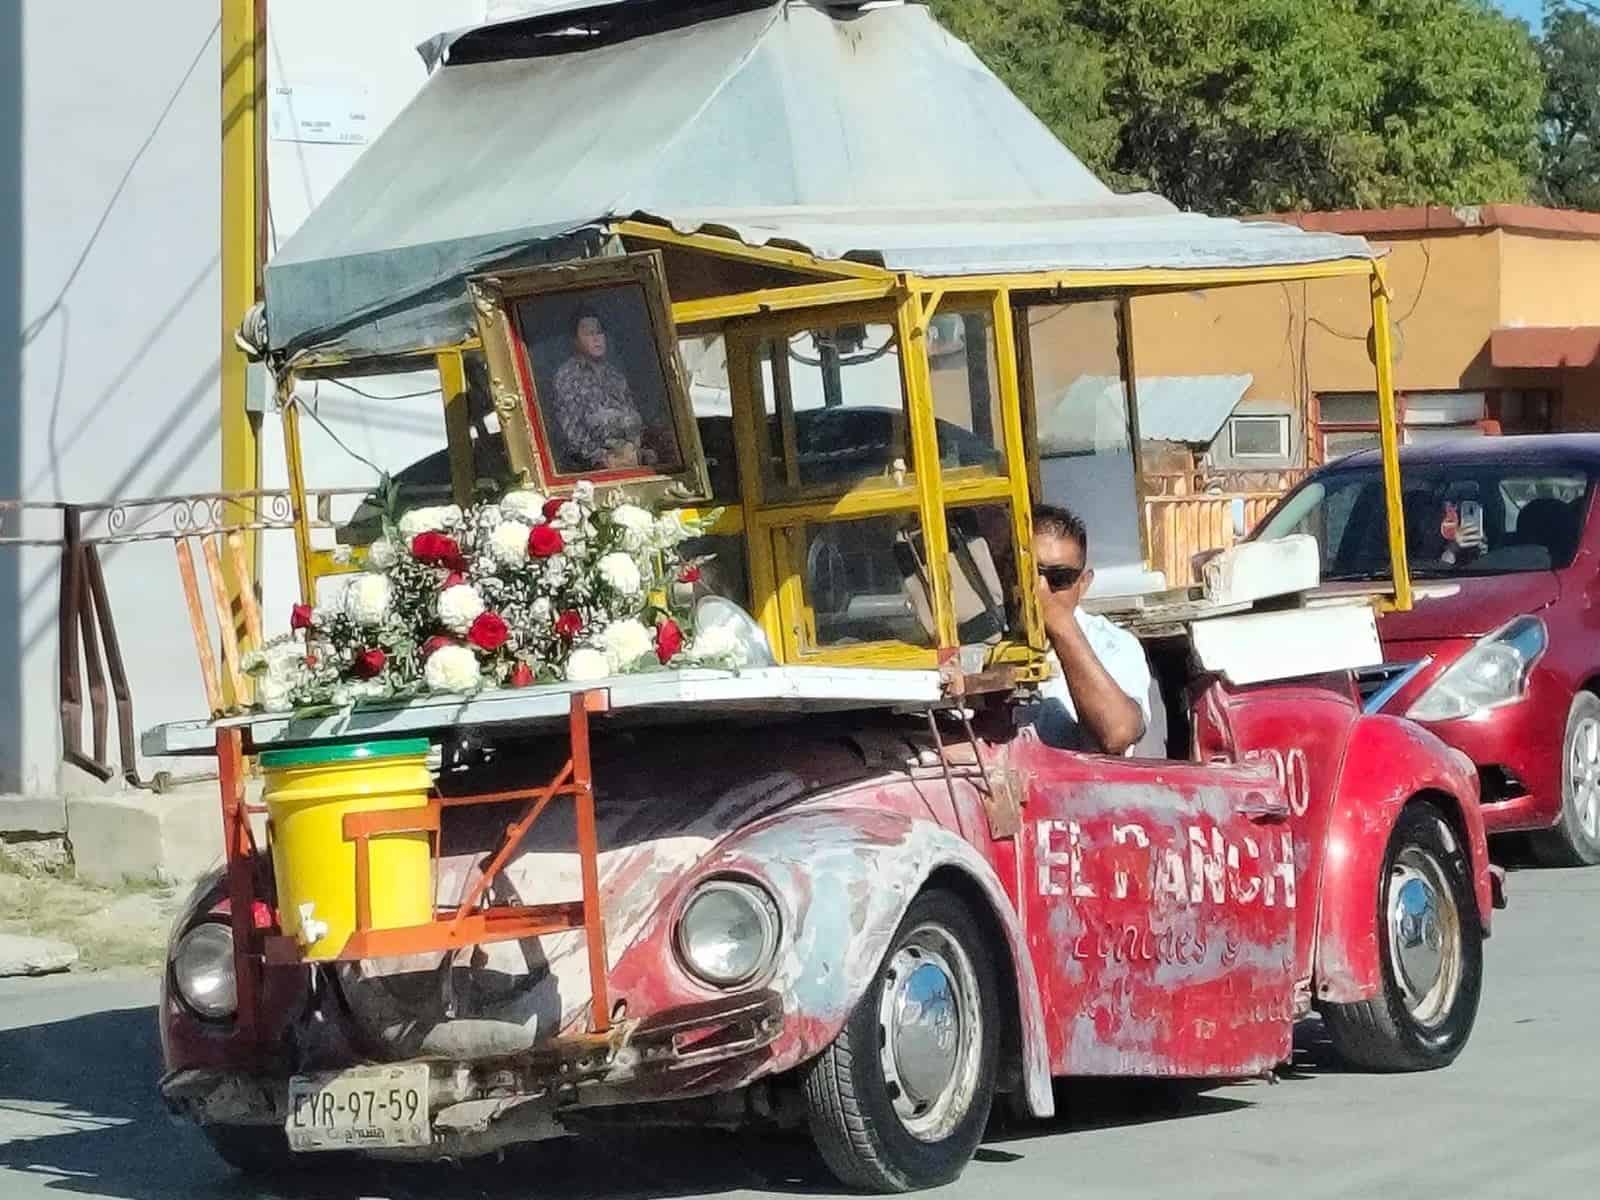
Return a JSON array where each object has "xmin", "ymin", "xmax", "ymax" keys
[{"xmin": 1012, "ymin": 738, "xmax": 1296, "ymax": 1078}]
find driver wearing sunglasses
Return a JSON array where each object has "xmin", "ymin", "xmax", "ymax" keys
[{"xmin": 1027, "ymin": 504, "xmax": 1154, "ymax": 757}]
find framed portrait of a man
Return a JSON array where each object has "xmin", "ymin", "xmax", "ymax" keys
[{"xmin": 469, "ymin": 253, "xmax": 710, "ymax": 501}]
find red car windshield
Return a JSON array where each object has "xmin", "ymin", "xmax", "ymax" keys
[{"xmin": 1258, "ymin": 463, "xmax": 1593, "ymax": 581}]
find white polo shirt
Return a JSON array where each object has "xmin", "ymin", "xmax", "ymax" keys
[{"xmin": 1028, "ymin": 609, "xmax": 1164, "ymax": 757}]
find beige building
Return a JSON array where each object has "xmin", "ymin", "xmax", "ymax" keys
[{"xmin": 1129, "ymin": 204, "xmax": 1600, "ymax": 479}]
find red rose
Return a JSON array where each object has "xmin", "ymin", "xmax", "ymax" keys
[
  {"xmin": 352, "ymin": 648, "xmax": 387, "ymax": 679},
  {"xmin": 421, "ymin": 635, "xmax": 455, "ymax": 659},
  {"xmin": 656, "ymin": 617, "xmax": 684, "ymax": 664},
  {"xmin": 412, "ymin": 532, "xmax": 466, "ymax": 570},
  {"xmin": 677, "ymin": 566, "xmax": 702, "ymax": 585},
  {"xmin": 554, "ymin": 610, "xmax": 584, "ymax": 640},
  {"xmin": 468, "ymin": 611, "xmax": 509, "ymax": 652},
  {"xmin": 543, "ymin": 497, "xmax": 566, "ymax": 521},
  {"xmin": 529, "ymin": 524, "xmax": 565, "ymax": 558},
  {"xmin": 510, "ymin": 662, "xmax": 535, "ymax": 688},
  {"xmin": 290, "ymin": 603, "xmax": 314, "ymax": 630},
  {"xmin": 441, "ymin": 571, "xmax": 466, "ymax": 590},
  {"xmin": 304, "ymin": 652, "xmax": 319, "ymax": 668}
]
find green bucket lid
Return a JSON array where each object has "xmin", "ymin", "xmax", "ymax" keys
[{"xmin": 258, "ymin": 738, "xmax": 431, "ymax": 769}]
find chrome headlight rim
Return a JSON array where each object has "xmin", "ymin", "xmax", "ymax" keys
[
  {"xmin": 1406, "ymin": 615, "xmax": 1548, "ymax": 723},
  {"xmin": 673, "ymin": 877, "xmax": 781, "ymax": 991},
  {"xmin": 171, "ymin": 919, "xmax": 239, "ymax": 1023}
]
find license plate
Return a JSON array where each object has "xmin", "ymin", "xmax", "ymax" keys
[{"xmin": 285, "ymin": 1064, "xmax": 430, "ymax": 1152}]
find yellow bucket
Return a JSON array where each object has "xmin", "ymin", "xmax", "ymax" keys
[{"xmin": 262, "ymin": 739, "xmax": 435, "ymax": 960}]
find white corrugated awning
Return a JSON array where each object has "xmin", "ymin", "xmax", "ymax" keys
[
  {"xmin": 266, "ymin": 0, "xmax": 1376, "ymax": 361},
  {"xmin": 1041, "ymin": 374, "xmax": 1253, "ymax": 452}
]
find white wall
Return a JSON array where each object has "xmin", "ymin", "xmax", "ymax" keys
[{"xmin": 5, "ymin": 2, "xmax": 488, "ymax": 794}]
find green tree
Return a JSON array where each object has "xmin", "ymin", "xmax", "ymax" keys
[
  {"xmin": 933, "ymin": 0, "xmax": 1543, "ymax": 214},
  {"xmin": 1539, "ymin": 3, "xmax": 1600, "ymax": 208},
  {"xmin": 928, "ymin": 0, "xmax": 1120, "ymax": 180}
]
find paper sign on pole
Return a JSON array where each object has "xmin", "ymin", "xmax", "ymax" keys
[{"xmin": 269, "ymin": 83, "xmax": 373, "ymax": 146}]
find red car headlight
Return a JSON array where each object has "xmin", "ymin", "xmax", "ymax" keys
[{"xmin": 1407, "ymin": 616, "xmax": 1548, "ymax": 722}]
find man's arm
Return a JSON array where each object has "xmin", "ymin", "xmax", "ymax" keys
[{"xmin": 1039, "ymin": 584, "xmax": 1146, "ymax": 756}]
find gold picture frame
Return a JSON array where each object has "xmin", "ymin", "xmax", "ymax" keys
[{"xmin": 470, "ymin": 252, "xmax": 711, "ymax": 502}]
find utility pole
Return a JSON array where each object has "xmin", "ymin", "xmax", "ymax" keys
[{"xmin": 220, "ymin": 1, "xmax": 264, "ymax": 642}]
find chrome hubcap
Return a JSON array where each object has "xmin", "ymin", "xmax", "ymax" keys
[
  {"xmin": 1568, "ymin": 717, "xmax": 1600, "ymax": 842},
  {"xmin": 877, "ymin": 925, "xmax": 981, "ymax": 1143},
  {"xmin": 1386, "ymin": 847, "xmax": 1462, "ymax": 1027}
]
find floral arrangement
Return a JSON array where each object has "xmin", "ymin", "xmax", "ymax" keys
[{"xmin": 244, "ymin": 481, "xmax": 735, "ymax": 713}]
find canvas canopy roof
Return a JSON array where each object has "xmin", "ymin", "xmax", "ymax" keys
[{"xmin": 263, "ymin": 0, "xmax": 1377, "ymax": 362}]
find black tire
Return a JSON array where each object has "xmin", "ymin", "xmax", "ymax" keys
[
  {"xmin": 1531, "ymin": 691, "xmax": 1600, "ymax": 868},
  {"xmin": 1321, "ymin": 801, "xmax": 1483, "ymax": 1072},
  {"xmin": 202, "ymin": 1124, "xmax": 297, "ymax": 1175},
  {"xmin": 803, "ymin": 889, "xmax": 999, "ymax": 1193}
]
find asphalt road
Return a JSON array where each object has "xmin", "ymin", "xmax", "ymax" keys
[{"xmin": 3, "ymin": 860, "xmax": 1598, "ymax": 1200}]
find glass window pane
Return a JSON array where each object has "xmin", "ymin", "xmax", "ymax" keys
[
  {"xmin": 1404, "ymin": 391, "xmax": 1485, "ymax": 426},
  {"xmin": 1024, "ymin": 301, "xmax": 1145, "ymax": 575},
  {"xmin": 947, "ymin": 504, "xmax": 1019, "ymax": 646},
  {"xmin": 757, "ymin": 323, "xmax": 908, "ymax": 497},
  {"xmin": 1319, "ymin": 393, "xmax": 1380, "ymax": 424},
  {"xmin": 1230, "ymin": 416, "xmax": 1288, "ymax": 457},
  {"xmin": 1323, "ymin": 431, "xmax": 1381, "ymax": 461},
  {"xmin": 800, "ymin": 515, "xmax": 932, "ymax": 650},
  {"xmin": 681, "ymin": 334, "xmax": 739, "ymax": 502},
  {"xmin": 928, "ymin": 311, "xmax": 1006, "ymax": 477}
]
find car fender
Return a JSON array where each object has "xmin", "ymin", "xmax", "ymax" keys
[
  {"xmin": 1314, "ymin": 713, "xmax": 1489, "ymax": 1005},
  {"xmin": 676, "ymin": 804, "xmax": 1055, "ymax": 1119}
]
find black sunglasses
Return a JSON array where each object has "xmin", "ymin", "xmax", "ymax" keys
[{"xmin": 1037, "ymin": 563, "xmax": 1085, "ymax": 592}]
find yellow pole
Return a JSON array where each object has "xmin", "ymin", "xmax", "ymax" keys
[
  {"xmin": 221, "ymin": 1, "xmax": 263, "ymax": 631},
  {"xmin": 1370, "ymin": 262, "xmax": 1412, "ymax": 612},
  {"xmin": 897, "ymin": 287, "xmax": 957, "ymax": 651}
]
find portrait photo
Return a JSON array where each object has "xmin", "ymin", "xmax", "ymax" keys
[{"xmin": 469, "ymin": 253, "xmax": 709, "ymax": 500}]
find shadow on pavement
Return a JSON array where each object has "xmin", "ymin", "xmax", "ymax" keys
[{"xmin": 0, "ymin": 1002, "xmax": 1267, "ymax": 1200}]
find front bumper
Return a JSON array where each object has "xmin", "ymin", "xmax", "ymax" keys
[
  {"xmin": 163, "ymin": 991, "xmax": 783, "ymax": 1158},
  {"xmin": 1380, "ymin": 651, "xmax": 1567, "ymax": 834}
]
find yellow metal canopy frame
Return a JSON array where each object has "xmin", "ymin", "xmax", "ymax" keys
[{"xmin": 271, "ymin": 222, "xmax": 1413, "ymax": 682}]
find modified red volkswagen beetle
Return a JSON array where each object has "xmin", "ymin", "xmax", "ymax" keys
[{"xmin": 1256, "ymin": 434, "xmax": 1600, "ymax": 866}]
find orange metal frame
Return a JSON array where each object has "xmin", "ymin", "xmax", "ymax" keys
[{"xmin": 225, "ymin": 690, "xmax": 613, "ymax": 1044}]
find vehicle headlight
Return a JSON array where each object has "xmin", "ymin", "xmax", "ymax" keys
[
  {"xmin": 172, "ymin": 922, "xmax": 237, "ymax": 1020},
  {"xmin": 675, "ymin": 880, "xmax": 779, "ymax": 988},
  {"xmin": 1406, "ymin": 616, "xmax": 1547, "ymax": 722}
]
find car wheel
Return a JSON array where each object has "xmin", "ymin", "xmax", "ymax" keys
[
  {"xmin": 803, "ymin": 889, "xmax": 999, "ymax": 1193},
  {"xmin": 1322, "ymin": 801, "xmax": 1483, "ymax": 1072},
  {"xmin": 1531, "ymin": 691, "xmax": 1600, "ymax": 868}
]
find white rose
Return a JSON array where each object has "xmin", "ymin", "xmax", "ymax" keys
[
  {"xmin": 564, "ymin": 647, "xmax": 610, "ymax": 682},
  {"xmin": 424, "ymin": 644, "xmax": 482, "ymax": 693},
  {"xmin": 331, "ymin": 545, "xmax": 353, "ymax": 565},
  {"xmin": 555, "ymin": 501, "xmax": 582, "ymax": 529},
  {"xmin": 438, "ymin": 583, "xmax": 486, "ymax": 634},
  {"xmin": 343, "ymin": 573, "xmax": 392, "ymax": 627},
  {"xmin": 488, "ymin": 522, "xmax": 530, "ymax": 567},
  {"xmin": 476, "ymin": 504, "xmax": 504, "ymax": 527},
  {"xmin": 367, "ymin": 538, "xmax": 399, "ymax": 570},
  {"xmin": 531, "ymin": 597, "xmax": 553, "ymax": 623},
  {"xmin": 572, "ymin": 481, "xmax": 596, "ymax": 505},
  {"xmin": 602, "ymin": 618, "xmax": 654, "ymax": 673},
  {"xmin": 690, "ymin": 623, "xmax": 748, "ymax": 667},
  {"xmin": 501, "ymin": 489, "xmax": 547, "ymax": 523},
  {"xmin": 397, "ymin": 505, "xmax": 463, "ymax": 538},
  {"xmin": 652, "ymin": 511, "xmax": 691, "ymax": 549},
  {"xmin": 611, "ymin": 504, "xmax": 654, "ymax": 551},
  {"xmin": 258, "ymin": 679, "xmax": 295, "ymax": 712},
  {"xmin": 598, "ymin": 551, "xmax": 642, "ymax": 595}
]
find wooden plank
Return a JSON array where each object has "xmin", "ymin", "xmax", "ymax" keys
[{"xmin": 175, "ymin": 539, "xmax": 224, "ymax": 715}]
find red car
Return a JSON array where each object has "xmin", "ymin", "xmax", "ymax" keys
[{"xmin": 1255, "ymin": 434, "xmax": 1600, "ymax": 865}]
